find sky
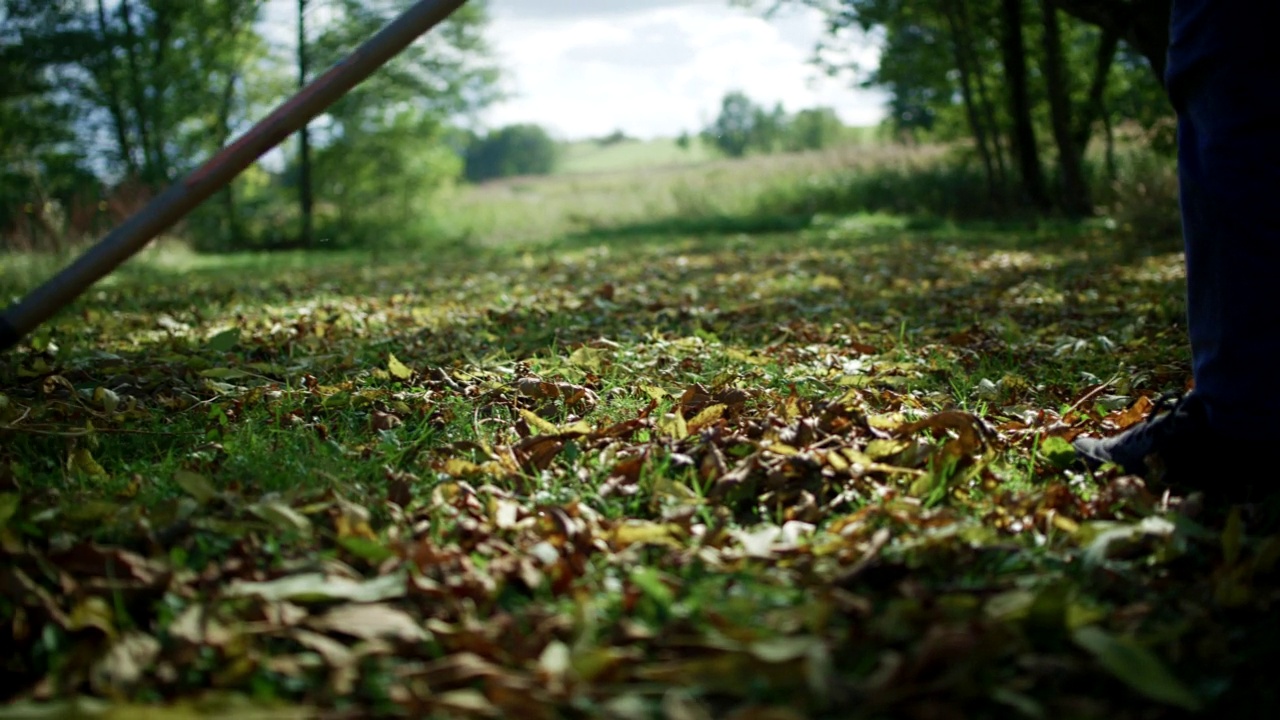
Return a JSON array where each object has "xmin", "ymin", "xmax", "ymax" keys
[
  {"xmin": 259, "ymin": 0, "xmax": 887, "ymax": 141},
  {"xmin": 480, "ymin": 0, "xmax": 886, "ymax": 140}
]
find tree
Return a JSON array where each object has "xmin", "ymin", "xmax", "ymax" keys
[
  {"xmin": 762, "ymin": 0, "xmax": 1172, "ymax": 214},
  {"xmin": 786, "ymin": 107, "xmax": 845, "ymax": 151},
  {"xmin": 464, "ymin": 124, "xmax": 558, "ymax": 183},
  {"xmin": 1, "ymin": 0, "xmax": 500, "ymax": 252},
  {"xmin": 1001, "ymin": 0, "xmax": 1049, "ymax": 209},
  {"xmin": 300, "ymin": 0, "xmax": 499, "ymax": 245},
  {"xmin": 703, "ymin": 91, "xmax": 787, "ymax": 158},
  {"xmin": 1, "ymin": 0, "xmax": 103, "ymax": 250},
  {"xmin": 297, "ymin": 0, "xmax": 315, "ymax": 247},
  {"xmin": 704, "ymin": 91, "xmax": 757, "ymax": 157}
]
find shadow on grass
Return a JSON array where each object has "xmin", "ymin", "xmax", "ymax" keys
[{"xmin": 563, "ymin": 213, "xmax": 815, "ymax": 244}]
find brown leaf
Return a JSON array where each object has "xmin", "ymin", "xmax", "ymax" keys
[
  {"xmin": 1105, "ymin": 395, "xmax": 1154, "ymax": 431},
  {"xmin": 897, "ymin": 410, "xmax": 991, "ymax": 464},
  {"xmin": 516, "ymin": 435, "xmax": 565, "ymax": 471}
]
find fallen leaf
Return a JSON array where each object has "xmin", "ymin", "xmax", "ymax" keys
[
  {"xmin": 388, "ymin": 354, "xmax": 415, "ymax": 380},
  {"xmin": 308, "ymin": 603, "xmax": 431, "ymax": 643},
  {"xmin": 226, "ymin": 571, "xmax": 407, "ymax": 604}
]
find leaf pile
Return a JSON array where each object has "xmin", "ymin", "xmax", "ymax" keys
[{"xmin": 2, "ymin": 222, "xmax": 1278, "ymax": 717}]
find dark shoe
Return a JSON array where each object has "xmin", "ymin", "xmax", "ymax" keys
[{"xmin": 1072, "ymin": 393, "xmax": 1220, "ymax": 486}]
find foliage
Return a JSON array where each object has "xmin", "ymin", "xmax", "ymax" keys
[
  {"xmin": 0, "ymin": 0, "xmax": 500, "ymax": 253},
  {"xmin": 785, "ymin": 107, "xmax": 847, "ymax": 152},
  {"xmin": 703, "ymin": 91, "xmax": 848, "ymax": 159},
  {"xmin": 764, "ymin": 0, "xmax": 1173, "ymax": 215},
  {"xmin": 1, "ymin": 175, "xmax": 1273, "ymax": 713},
  {"xmin": 703, "ymin": 91, "xmax": 786, "ymax": 157},
  {"xmin": 464, "ymin": 124, "xmax": 560, "ymax": 183}
]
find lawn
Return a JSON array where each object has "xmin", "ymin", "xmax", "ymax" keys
[{"xmin": 1, "ymin": 162, "xmax": 1276, "ymax": 718}]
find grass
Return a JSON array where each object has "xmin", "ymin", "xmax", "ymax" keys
[
  {"xmin": 555, "ymin": 137, "xmax": 718, "ymax": 175},
  {"xmin": 1, "ymin": 145, "xmax": 1274, "ymax": 718},
  {"xmin": 552, "ymin": 130, "xmax": 881, "ymax": 176}
]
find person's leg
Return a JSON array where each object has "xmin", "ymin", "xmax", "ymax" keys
[
  {"xmin": 1073, "ymin": 1, "xmax": 1280, "ymax": 489},
  {"xmin": 1175, "ymin": 47, "xmax": 1280, "ymax": 441}
]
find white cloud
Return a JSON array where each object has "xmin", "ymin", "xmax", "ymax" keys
[{"xmin": 481, "ymin": 1, "xmax": 885, "ymax": 140}]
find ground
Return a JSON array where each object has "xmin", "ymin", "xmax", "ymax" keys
[{"xmin": 1, "ymin": 157, "xmax": 1278, "ymax": 718}]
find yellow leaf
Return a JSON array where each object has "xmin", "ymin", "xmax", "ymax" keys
[
  {"xmin": 867, "ymin": 413, "xmax": 904, "ymax": 431},
  {"xmin": 560, "ymin": 419, "xmax": 594, "ymax": 436},
  {"xmin": 611, "ymin": 521, "xmax": 685, "ymax": 549},
  {"xmin": 657, "ymin": 412, "xmax": 688, "ymax": 440},
  {"xmin": 69, "ymin": 596, "xmax": 117, "ymax": 639},
  {"xmin": 569, "ymin": 346, "xmax": 609, "ymax": 372},
  {"xmin": 651, "ymin": 475, "xmax": 699, "ymax": 505},
  {"xmin": 442, "ymin": 458, "xmax": 482, "ymax": 477},
  {"xmin": 519, "ymin": 408, "xmax": 561, "ymax": 435},
  {"xmin": 865, "ymin": 439, "xmax": 909, "ymax": 460},
  {"xmin": 812, "ymin": 273, "xmax": 842, "ymax": 290},
  {"xmin": 641, "ymin": 385, "xmax": 668, "ymax": 401},
  {"xmin": 686, "ymin": 403, "xmax": 726, "ymax": 432},
  {"xmin": 387, "ymin": 354, "xmax": 414, "ymax": 380},
  {"xmin": 68, "ymin": 448, "xmax": 108, "ymax": 478},
  {"xmin": 93, "ymin": 387, "xmax": 120, "ymax": 414}
]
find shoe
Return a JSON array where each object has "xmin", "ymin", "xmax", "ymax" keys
[{"xmin": 1072, "ymin": 392, "xmax": 1219, "ymax": 486}]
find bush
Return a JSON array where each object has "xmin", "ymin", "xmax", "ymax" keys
[
  {"xmin": 753, "ymin": 156, "xmax": 995, "ymax": 221},
  {"xmin": 465, "ymin": 124, "xmax": 558, "ymax": 183}
]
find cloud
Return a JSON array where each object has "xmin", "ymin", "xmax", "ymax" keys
[{"xmin": 481, "ymin": 0, "xmax": 885, "ymax": 139}]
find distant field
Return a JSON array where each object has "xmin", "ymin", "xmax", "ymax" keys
[
  {"xmin": 554, "ymin": 127, "xmax": 883, "ymax": 176},
  {"xmin": 554, "ymin": 137, "xmax": 717, "ymax": 175},
  {"xmin": 437, "ymin": 141, "xmax": 951, "ymax": 246}
]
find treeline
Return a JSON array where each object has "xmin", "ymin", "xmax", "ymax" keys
[
  {"xmin": 699, "ymin": 92, "xmax": 851, "ymax": 157},
  {"xmin": 1, "ymin": 0, "xmax": 502, "ymax": 252},
  {"xmin": 775, "ymin": 0, "xmax": 1174, "ymax": 216}
]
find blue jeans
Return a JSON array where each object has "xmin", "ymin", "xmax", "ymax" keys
[{"xmin": 1168, "ymin": 1, "xmax": 1280, "ymax": 438}]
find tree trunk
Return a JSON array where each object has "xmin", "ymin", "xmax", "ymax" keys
[
  {"xmin": 959, "ymin": 0, "xmax": 1010, "ymax": 194},
  {"xmin": 116, "ymin": 0, "xmax": 159, "ymax": 185},
  {"xmin": 942, "ymin": 0, "xmax": 998, "ymax": 202},
  {"xmin": 93, "ymin": 0, "xmax": 140, "ymax": 180},
  {"xmin": 147, "ymin": 5, "xmax": 174, "ymax": 183},
  {"xmin": 1039, "ymin": 0, "xmax": 1089, "ymax": 215},
  {"xmin": 1073, "ymin": 24, "xmax": 1120, "ymax": 156},
  {"xmin": 297, "ymin": 0, "xmax": 315, "ymax": 248},
  {"xmin": 1000, "ymin": 0, "xmax": 1050, "ymax": 209},
  {"xmin": 216, "ymin": 71, "xmax": 243, "ymax": 245}
]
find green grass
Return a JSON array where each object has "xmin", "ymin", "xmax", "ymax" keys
[
  {"xmin": 555, "ymin": 137, "xmax": 718, "ymax": 175},
  {"xmin": 0, "ymin": 147, "xmax": 1273, "ymax": 718},
  {"xmin": 552, "ymin": 131, "xmax": 881, "ymax": 176}
]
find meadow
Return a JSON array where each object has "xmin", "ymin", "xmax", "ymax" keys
[{"xmin": 1, "ymin": 140, "xmax": 1274, "ymax": 718}]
